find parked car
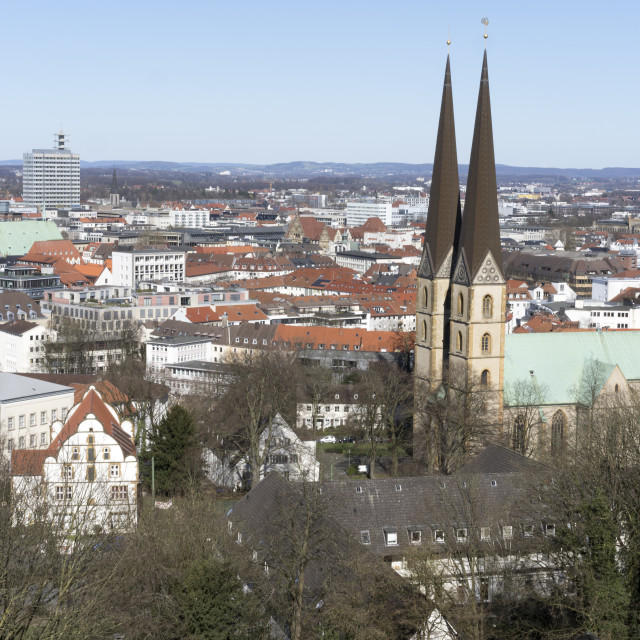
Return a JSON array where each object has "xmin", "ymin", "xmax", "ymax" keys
[
  {"xmin": 339, "ymin": 436, "xmax": 356, "ymax": 444},
  {"xmin": 319, "ymin": 435, "xmax": 337, "ymax": 444}
]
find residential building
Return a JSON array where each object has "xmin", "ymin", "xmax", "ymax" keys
[
  {"xmin": 11, "ymin": 386, "xmax": 138, "ymax": 534},
  {"xmin": 346, "ymin": 201, "xmax": 394, "ymax": 227},
  {"xmin": 0, "ymin": 320, "xmax": 55, "ymax": 372},
  {"xmin": 0, "ymin": 372, "xmax": 75, "ymax": 455},
  {"xmin": 0, "ymin": 265, "xmax": 61, "ymax": 299},
  {"xmin": 22, "ymin": 131, "xmax": 80, "ymax": 209},
  {"xmin": 111, "ymin": 247, "xmax": 186, "ymax": 288}
]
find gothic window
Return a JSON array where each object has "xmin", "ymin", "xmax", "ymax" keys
[
  {"xmin": 551, "ymin": 411, "xmax": 566, "ymax": 450},
  {"xmin": 456, "ymin": 331, "xmax": 463, "ymax": 352},
  {"xmin": 423, "ymin": 286, "xmax": 429, "ymax": 311},
  {"xmin": 480, "ymin": 369, "xmax": 490, "ymax": 387},
  {"xmin": 513, "ymin": 415, "xmax": 525, "ymax": 453},
  {"xmin": 481, "ymin": 333, "xmax": 491, "ymax": 353},
  {"xmin": 482, "ymin": 295, "xmax": 493, "ymax": 318},
  {"xmin": 422, "ymin": 319, "xmax": 428, "ymax": 342},
  {"xmin": 457, "ymin": 293, "xmax": 464, "ymax": 316}
]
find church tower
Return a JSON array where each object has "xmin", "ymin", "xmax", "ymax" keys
[
  {"xmin": 110, "ymin": 167, "xmax": 120, "ymax": 208},
  {"xmin": 415, "ymin": 55, "xmax": 462, "ymax": 393},
  {"xmin": 448, "ymin": 50, "xmax": 505, "ymax": 415}
]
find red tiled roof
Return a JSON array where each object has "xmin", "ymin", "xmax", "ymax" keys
[{"xmin": 185, "ymin": 306, "xmax": 221, "ymax": 323}]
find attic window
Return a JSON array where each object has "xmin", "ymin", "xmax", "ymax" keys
[
  {"xmin": 395, "ymin": 484, "xmax": 402, "ymax": 492},
  {"xmin": 434, "ymin": 530, "xmax": 445, "ymax": 543},
  {"xmin": 335, "ymin": 394, "xmax": 340, "ymax": 400},
  {"xmin": 523, "ymin": 524, "xmax": 535, "ymax": 538},
  {"xmin": 360, "ymin": 530, "xmax": 371, "ymax": 544},
  {"xmin": 353, "ymin": 394, "xmax": 358, "ymax": 400},
  {"xmin": 456, "ymin": 528, "xmax": 468, "ymax": 542},
  {"xmin": 491, "ymin": 480, "xmax": 497, "ymax": 487},
  {"xmin": 545, "ymin": 523, "xmax": 556, "ymax": 537},
  {"xmin": 408, "ymin": 527, "xmax": 422, "ymax": 544},
  {"xmin": 481, "ymin": 527, "xmax": 491, "ymax": 541},
  {"xmin": 384, "ymin": 529, "xmax": 398, "ymax": 546},
  {"xmin": 502, "ymin": 525, "xmax": 513, "ymax": 539},
  {"xmin": 356, "ymin": 486, "xmax": 362, "ymax": 493}
]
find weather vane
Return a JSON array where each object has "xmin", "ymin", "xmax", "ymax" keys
[
  {"xmin": 447, "ymin": 26, "xmax": 451, "ymax": 52},
  {"xmin": 481, "ymin": 17, "xmax": 489, "ymax": 42}
]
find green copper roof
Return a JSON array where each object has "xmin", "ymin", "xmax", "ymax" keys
[
  {"xmin": 0, "ymin": 221, "xmax": 63, "ymax": 257},
  {"xmin": 505, "ymin": 332, "xmax": 640, "ymax": 405}
]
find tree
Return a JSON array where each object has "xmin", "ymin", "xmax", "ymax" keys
[
  {"xmin": 414, "ymin": 364, "xmax": 496, "ymax": 474},
  {"xmin": 217, "ymin": 350, "xmax": 297, "ymax": 488},
  {"xmin": 145, "ymin": 404, "xmax": 203, "ymax": 496},
  {"xmin": 504, "ymin": 376, "xmax": 549, "ymax": 457}
]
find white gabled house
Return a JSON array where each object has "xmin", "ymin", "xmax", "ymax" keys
[
  {"xmin": 11, "ymin": 386, "xmax": 139, "ymax": 534},
  {"xmin": 205, "ymin": 414, "xmax": 319, "ymax": 490}
]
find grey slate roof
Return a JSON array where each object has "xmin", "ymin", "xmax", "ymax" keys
[{"xmin": 0, "ymin": 372, "xmax": 74, "ymax": 403}]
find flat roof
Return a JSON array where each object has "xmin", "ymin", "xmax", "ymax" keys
[{"xmin": 0, "ymin": 373, "xmax": 74, "ymax": 403}]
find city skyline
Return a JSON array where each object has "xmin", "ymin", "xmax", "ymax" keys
[{"xmin": 3, "ymin": 0, "xmax": 638, "ymax": 168}]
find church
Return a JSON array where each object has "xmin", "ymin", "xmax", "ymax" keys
[{"xmin": 414, "ymin": 51, "xmax": 640, "ymax": 464}]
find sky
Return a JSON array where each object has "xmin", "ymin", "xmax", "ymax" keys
[{"xmin": 3, "ymin": 0, "xmax": 639, "ymax": 168}]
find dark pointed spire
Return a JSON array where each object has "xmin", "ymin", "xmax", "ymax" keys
[
  {"xmin": 458, "ymin": 50, "xmax": 502, "ymax": 280},
  {"xmin": 421, "ymin": 55, "xmax": 462, "ymax": 278},
  {"xmin": 111, "ymin": 167, "xmax": 118, "ymax": 195}
]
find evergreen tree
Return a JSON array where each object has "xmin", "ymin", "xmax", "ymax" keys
[{"xmin": 145, "ymin": 405, "xmax": 202, "ymax": 496}]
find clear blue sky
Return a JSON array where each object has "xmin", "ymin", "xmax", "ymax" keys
[{"xmin": 3, "ymin": 0, "xmax": 638, "ymax": 168}]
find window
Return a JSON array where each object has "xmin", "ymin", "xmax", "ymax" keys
[
  {"xmin": 71, "ymin": 447, "xmax": 80, "ymax": 460},
  {"xmin": 409, "ymin": 529, "xmax": 422, "ymax": 544},
  {"xmin": 62, "ymin": 408, "xmax": 67, "ymax": 420},
  {"xmin": 396, "ymin": 484, "xmax": 402, "ymax": 492},
  {"xmin": 87, "ymin": 435, "xmax": 95, "ymax": 462},
  {"xmin": 51, "ymin": 409, "xmax": 57, "ymax": 421},
  {"xmin": 480, "ymin": 578, "xmax": 490, "ymax": 602},
  {"xmin": 502, "ymin": 525, "xmax": 513, "ymax": 539},
  {"xmin": 7, "ymin": 439, "xmax": 14, "ymax": 452},
  {"xmin": 545, "ymin": 523, "xmax": 556, "ymax": 537},
  {"xmin": 422, "ymin": 319, "xmax": 427, "ymax": 341},
  {"xmin": 482, "ymin": 295, "xmax": 493, "ymax": 318},
  {"xmin": 41, "ymin": 432, "xmax": 46, "ymax": 445},
  {"xmin": 434, "ymin": 530, "xmax": 445, "ymax": 543},
  {"xmin": 55, "ymin": 486, "xmax": 72, "ymax": 501},
  {"xmin": 18, "ymin": 436, "xmax": 25, "ymax": 449},
  {"xmin": 480, "ymin": 369, "xmax": 489, "ymax": 387},
  {"xmin": 423, "ymin": 286, "xmax": 429, "ymax": 310},
  {"xmin": 7, "ymin": 417, "xmax": 14, "ymax": 430},
  {"xmin": 40, "ymin": 411, "xmax": 47, "ymax": 424},
  {"xmin": 361, "ymin": 530, "xmax": 371, "ymax": 544},
  {"xmin": 457, "ymin": 292, "xmax": 464, "ymax": 316},
  {"xmin": 384, "ymin": 530, "xmax": 398, "ymax": 546},
  {"xmin": 19, "ymin": 415, "xmax": 25, "ymax": 428},
  {"xmin": 103, "ymin": 447, "xmax": 111, "ymax": 460},
  {"xmin": 28, "ymin": 413, "xmax": 35, "ymax": 427},
  {"xmin": 481, "ymin": 527, "xmax": 491, "ymax": 541},
  {"xmin": 110, "ymin": 464, "xmax": 120, "ymax": 478},
  {"xmin": 456, "ymin": 528, "xmax": 468, "ymax": 542},
  {"xmin": 356, "ymin": 486, "xmax": 362, "ymax": 493},
  {"xmin": 62, "ymin": 464, "xmax": 73, "ymax": 479},
  {"xmin": 456, "ymin": 331, "xmax": 462, "ymax": 352},
  {"xmin": 481, "ymin": 333, "xmax": 491, "ymax": 353},
  {"xmin": 523, "ymin": 524, "xmax": 535, "ymax": 537},
  {"xmin": 551, "ymin": 411, "xmax": 565, "ymax": 450},
  {"xmin": 87, "ymin": 465, "xmax": 95, "ymax": 482},
  {"xmin": 29, "ymin": 435, "xmax": 36, "ymax": 447}
]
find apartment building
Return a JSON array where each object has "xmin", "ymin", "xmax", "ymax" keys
[
  {"xmin": 22, "ymin": 131, "xmax": 80, "ymax": 209},
  {"xmin": 111, "ymin": 248, "xmax": 186, "ymax": 288}
]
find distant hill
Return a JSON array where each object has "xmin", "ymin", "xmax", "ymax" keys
[{"xmin": 2, "ymin": 159, "xmax": 640, "ymax": 179}]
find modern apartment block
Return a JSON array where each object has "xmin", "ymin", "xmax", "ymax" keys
[
  {"xmin": 22, "ymin": 131, "xmax": 80, "ymax": 209},
  {"xmin": 346, "ymin": 201, "xmax": 393, "ymax": 227},
  {"xmin": 111, "ymin": 247, "xmax": 186, "ymax": 288}
]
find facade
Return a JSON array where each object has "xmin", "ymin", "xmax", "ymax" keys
[
  {"xmin": 111, "ymin": 248, "xmax": 186, "ymax": 288},
  {"xmin": 346, "ymin": 201, "xmax": 394, "ymax": 227},
  {"xmin": 0, "ymin": 373, "xmax": 75, "ymax": 455},
  {"xmin": 22, "ymin": 131, "xmax": 80, "ymax": 208},
  {"xmin": 11, "ymin": 386, "xmax": 138, "ymax": 534},
  {"xmin": 415, "ymin": 53, "xmax": 506, "ymax": 458},
  {"xmin": 0, "ymin": 320, "xmax": 55, "ymax": 373}
]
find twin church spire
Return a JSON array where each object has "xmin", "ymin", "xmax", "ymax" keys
[{"xmin": 415, "ymin": 49, "xmax": 505, "ymax": 401}]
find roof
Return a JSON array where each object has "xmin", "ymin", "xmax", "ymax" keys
[
  {"xmin": 0, "ymin": 319, "xmax": 39, "ymax": 336},
  {"xmin": 185, "ymin": 306, "xmax": 221, "ymax": 323},
  {"xmin": 0, "ymin": 291, "xmax": 44, "ymax": 317},
  {"xmin": 458, "ymin": 51, "xmax": 503, "ymax": 281},
  {"xmin": 421, "ymin": 55, "xmax": 461, "ymax": 278},
  {"xmin": 0, "ymin": 372, "xmax": 74, "ymax": 403},
  {"xmin": 504, "ymin": 331, "xmax": 640, "ymax": 405},
  {"xmin": 458, "ymin": 443, "xmax": 548, "ymax": 475},
  {"xmin": 0, "ymin": 221, "xmax": 63, "ymax": 257},
  {"xmin": 216, "ymin": 304, "xmax": 268, "ymax": 323}
]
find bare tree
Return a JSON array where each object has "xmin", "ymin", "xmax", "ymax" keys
[{"xmin": 504, "ymin": 375, "xmax": 549, "ymax": 457}]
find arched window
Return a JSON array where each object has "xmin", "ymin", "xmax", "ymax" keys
[
  {"xmin": 551, "ymin": 411, "xmax": 566, "ymax": 450},
  {"xmin": 457, "ymin": 293, "xmax": 464, "ymax": 316},
  {"xmin": 480, "ymin": 369, "xmax": 490, "ymax": 387},
  {"xmin": 481, "ymin": 333, "xmax": 491, "ymax": 353},
  {"xmin": 482, "ymin": 295, "xmax": 493, "ymax": 318},
  {"xmin": 423, "ymin": 286, "xmax": 429, "ymax": 311},
  {"xmin": 422, "ymin": 319, "xmax": 428, "ymax": 341},
  {"xmin": 456, "ymin": 331, "xmax": 462, "ymax": 352},
  {"xmin": 513, "ymin": 415, "xmax": 525, "ymax": 453}
]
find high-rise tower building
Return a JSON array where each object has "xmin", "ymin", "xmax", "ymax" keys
[
  {"xmin": 22, "ymin": 131, "xmax": 80, "ymax": 209},
  {"xmin": 414, "ymin": 51, "xmax": 505, "ymax": 467}
]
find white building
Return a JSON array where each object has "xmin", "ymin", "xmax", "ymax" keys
[
  {"xmin": 346, "ymin": 201, "xmax": 393, "ymax": 227},
  {"xmin": 0, "ymin": 320, "xmax": 55, "ymax": 373},
  {"xmin": 22, "ymin": 131, "xmax": 80, "ymax": 209},
  {"xmin": 0, "ymin": 373, "xmax": 75, "ymax": 455},
  {"xmin": 11, "ymin": 386, "xmax": 138, "ymax": 535},
  {"xmin": 170, "ymin": 208, "xmax": 211, "ymax": 228},
  {"xmin": 205, "ymin": 414, "xmax": 319, "ymax": 489},
  {"xmin": 111, "ymin": 248, "xmax": 186, "ymax": 288},
  {"xmin": 591, "ymin": 275, "xmax": 640, "ymax": 302}
]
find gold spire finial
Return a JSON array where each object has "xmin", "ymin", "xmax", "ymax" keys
[
  {"xmin": 447, "ymin": 26, "xmax": 451, "ymax": 51},
  {"xmin": 481, "ymin": 17, "xmax": 489, "ymax": 42}
]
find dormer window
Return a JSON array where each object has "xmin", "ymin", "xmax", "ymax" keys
[
  {"xmin": 481, "ymin": 527, "xmax": 491, "ymax": 541},
  {"xmin": 456, "ymin": 528, "xmax": 468, "ymax": 542},
  {"xmin": 408, "ymin": 527, "xmax": 422, "ymax": 544},
  {"xmin": 384, "ymin": 528, "xmax": 398, "ymax": 546},
  {"xmin": 544, "ymin": 523, "xmax": 556, "ymax": 537},
  {"xmin": 361, "ymin": 530, "xmax": 371, "ymax": 544},
  {"xmin": 434, "ymin": 530, "xmax": 445, "ymax": 543},
  {"xmin": 356, "ymin": 486, "xmax": 362, "ymax": 493},
  {"xmin": 502, "ymin": 525, "xmax": 513, "ymax": 539},
  {"xmin": 395, "ymin": 484, "xmax": 402, "ymax": 492},
  {"xmin": 523, "ymin": 524, "xmax": 535, "ymax": 538}
]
